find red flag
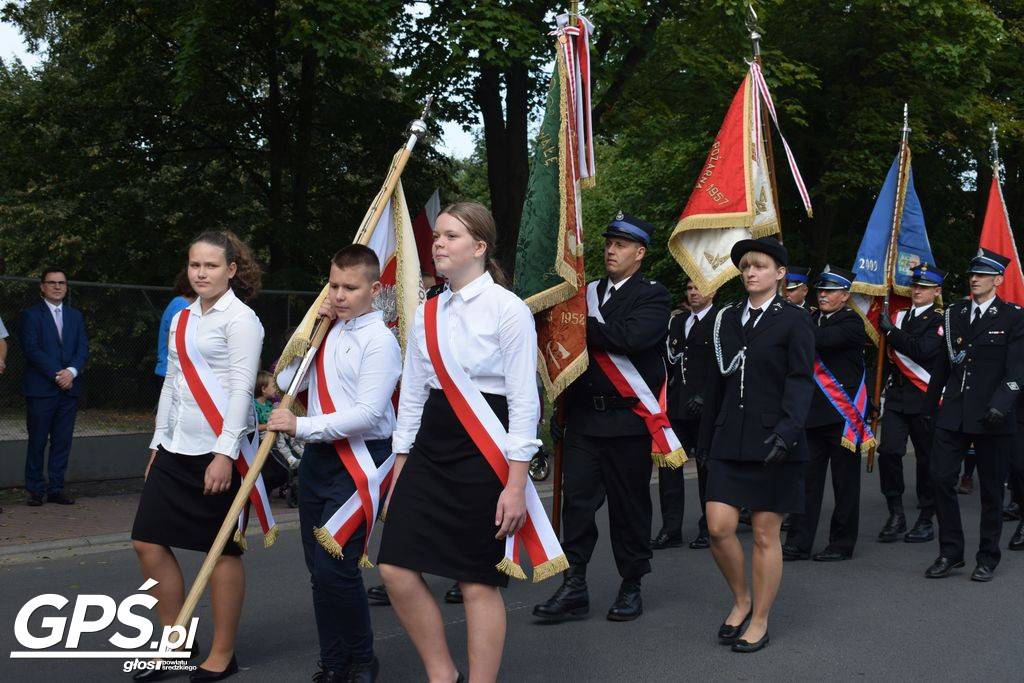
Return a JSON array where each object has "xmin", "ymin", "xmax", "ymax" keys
[
  {"xmin": 412, "ymin": 189, "xmax": 440, "ymax": 279},
  {"xmin": 979, "ymin": 170, "xmax": 1024, "ymax": 305}
]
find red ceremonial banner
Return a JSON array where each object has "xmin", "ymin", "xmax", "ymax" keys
[{"xmin": 979, "ymin": 172, "xmax": 1024, "ymax": 305}]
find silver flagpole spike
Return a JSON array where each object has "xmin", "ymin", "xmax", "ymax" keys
[
  {"xmin": 990, "ymin": 122, "xmax": 1000, "ymax": 166},
  {"xmin": 746, "ymin": 3, "xmax": 761, "ymax": 57},
  {"xmin": 901, "ymin": 103, "xmax": 910, "ymax": 140}
]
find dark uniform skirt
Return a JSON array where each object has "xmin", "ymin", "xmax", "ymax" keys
[
  {"xmin": 132, "ymin": 446, "xmax": 244, "ymax": 556},
  {"xmin": 706, "ymin": 459, "xmax": 805, "ymax": 514},
  {"xmin": 378, "ymin": 389, "xmax": 509, "ymax": 587}
]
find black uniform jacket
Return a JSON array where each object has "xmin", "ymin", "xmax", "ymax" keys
[
  {"xmin": 698, "ymin": 296, "xmax": 815, "ymax": 463},
  {"xmin": 565, "ymin": 275, "xmax": 672, "ymax": 438},
  {"xmin": 883, "ymin": 304, "xmax": 944, "ymax": 415},
  {"xmin": 806, "ymin": 307, "xmax": 869, "ymax": 429},
  {"xmin": 927, "ymin": 297, "xmax": 1024, "ymax": 435},
  {"xmin": 665, "ymin": 304, "xmax": 718, "ymax": 421}
]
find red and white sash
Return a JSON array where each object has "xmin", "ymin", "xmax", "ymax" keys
[
  {"xmin": 423, "ymin": 295, "xmax": 568, "ymax": 582},
  {"xmin": 175, "ymin": 309, "xmax": 278, "ymax": 549},
  {"xmin": 889, "ymin": 310, "xmax": 935, "ymax": 393},
  {"xmin": 585, "ymin": 282, "xmax": 687, "ymax": 468},
  {"xmin": 309, "ymin": 321, "xmax": 395, "ymax": 569}
]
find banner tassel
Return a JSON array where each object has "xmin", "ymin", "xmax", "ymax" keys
[
  {"xmin": 263, "ymin": 523, "xmax": 279, "ymax": 549},
  {"xmin": 496, "ymin": 557, "xmax": 528, "ymax": 581},
  {"xmin": 532, "ymin": 554, "xmax": 570, "ymax": 583},
  {"xmin": 233, "ymin": 528, "xmax": 248, "ymax": 552},
  {"xmin": 663, "ymin": 448, "xmax": 688, "ymax": 470},
  {"xmin": 313, "ymin": 526, "xmax": 345, "ymax": 560}
]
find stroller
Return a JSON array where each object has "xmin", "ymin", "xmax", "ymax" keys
[{"xmin": 261, "ymin": 431, "xmax": 304, "ymax": 508}]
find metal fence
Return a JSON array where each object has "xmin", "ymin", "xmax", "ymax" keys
[{"xmin": 0, "ymin": 276, "xmax": 317, "ymax": 441}]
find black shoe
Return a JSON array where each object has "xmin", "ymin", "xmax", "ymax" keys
[
  {"xmin": 190, "ymin": 655, "xmax": 238, "ymax": 682},
  {"xmin": 924, "ymin": 556, "xmax": 964, "ymax": 579},
  {"xmin": 970, "ymin": 564, "xmax": 995, "ymax": 582},
  {"xmin": 813, "ymin": 549, "xmax": 851, "ymax": 562},
  {"xmin": 650, "ymin": 532, "xmax": 683, "ymax": 550},
  {"xmin": 344, "ymin": 657, "xmax": 379, "ymax": 683},
  {"xmin": 606, "ymin": 581, "xmax": 642, "ymax": 622},
  {"xmin": 26, "ymin": 492, "xmax": 44, "ymax": 506},
  {"xmin": 717, "ymin": 609, "xmax": 752, "ymax": 645},
  {"xmin": 688, "ymin": 533, "xmax": 710, "ymax": 550},
  {"xmin": 877, "ymin": 503, "xmax": 906, "ymax": 543},
  {"xmin": 444, "ymin": 583, "xmax": 463, "ymax": 604},
  {"xmin": 366, "ymin": 584, "xmax": 390, "ymax": 606},
  {"xmin": 1009, "ymin": 522, "xmax": 1024, "ymax": 551},
  {"xmin": 904, "ymin": 518, "xmax": 934, "ymax": 543},
  {"xmin": 312, "ymin": 667, "xmax": 346, "ymax": 683},
  {"xmin": 532, "ymin": 570, "xmax": 589, "ymax": 621},
  {"xmin": 1003, "ymin": 502, "xmax": 1021, "ymax": 521},
  {"xmin": 732, "ymin": 632, "xmax": 769, "ymax": 653},
  {"xmin": 738, "ymin": 509, "xmax": 752, "ymax": 526},
  {"xmin": 47, "ymin": 491, "xmax": 75, "ymax": 505},
  {"xmin": 781, "ymin": 544, "xmax": 808, "ymax": 561}
]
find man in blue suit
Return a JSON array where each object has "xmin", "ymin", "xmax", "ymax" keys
[{"xmin": 19, "ymin": 267, "xmax": 89, "ymax": 506}]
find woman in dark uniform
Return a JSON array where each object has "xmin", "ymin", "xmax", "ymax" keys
[
  {"xmin": 697, "ymin": 236, "xmax": 815, "ymax": 653},
  {"xmin": 378, "ymin": 202, "xmax": 540, "ymax": 682}
]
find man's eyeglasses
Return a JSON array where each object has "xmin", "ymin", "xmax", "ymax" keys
[{"xmin": 43, "ymin": 281, "xmax": 67, "ymax": 286}]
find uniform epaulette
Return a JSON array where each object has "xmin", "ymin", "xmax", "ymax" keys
[{"xmin": 426, "ymin": 284, "xmax": 445, "ymax": 299}]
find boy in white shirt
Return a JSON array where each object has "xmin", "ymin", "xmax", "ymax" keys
[{"xmin": 269, "ymin": 245, "xmax": 402, "ymax": 683}]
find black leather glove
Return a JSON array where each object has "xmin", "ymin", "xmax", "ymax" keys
[
  {"xmin": 694, "ymin": 448, "xmax": 709, "ymax": 469},
  {"xmin": 685, "ymin": 395, "xmax": 704, "ymax": 418},
  {"xmin": 549, "ymin": 411, "xmax": 565, "ymax": 443},
  {"xmin": 879, "ymin": 314, "xmax": 895, "ymax": 334},
  {"xmin": 981, "ymin": 408, "xmax": 1005, "ymax": 429},
  {"xmin": 763, "ymin": 433, "xmax": 788, "ymax": 466}
]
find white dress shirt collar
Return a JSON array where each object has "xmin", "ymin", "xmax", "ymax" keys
[
  {"xmin": 972, "ymin": 296, "xmax": 995, "ymax": 318},
  {"xmin": 443, "ymin": 271, "xmax": 494, "ymax": 303},
  {"xmin": 189, "ymin": 287, "xmax": 239, "ymax": 316},
  {"xmin": 692, "ymin": 302, "xmax": 714, "ymax": 321},
  {"xmin": 338, "ymin": 309, "xmax": 384, "ymax": 331},
  {"xmin": 44, "ymin": 299, "xmax": 63, "ymax": 314}
]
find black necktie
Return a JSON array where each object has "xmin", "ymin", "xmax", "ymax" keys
[
  {"xmin": 744, "ymin": 308, "xmax": 762, "ymax": 333},
  {"xmin": 603, "ymin": 283, "xmax": 616, "ymax": 306},
  {"xmin": 903, "ymin": 310, "xmax": 914, "ymax": 328},
  {"xmin": 972, "ymin": 307, "xmax": 982, "ymax": 327},
  {"xmin": 685, "ymin": 313, "xmax": 698, "ymax": 339}
]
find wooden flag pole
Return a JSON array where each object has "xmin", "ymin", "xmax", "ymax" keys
[
  {"xmin": 866, "ymin": 104, "xmax": 911, "ymax": 473},
  {"xmin": 172, "ymin": 99, "xmax": 433, "ymax": 632}
]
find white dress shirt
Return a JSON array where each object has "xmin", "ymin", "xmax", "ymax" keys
[
  {"xmin": 151, "ymin": 288, "xmax": 264, "ymax": 458},
  {"xmin": 43, "ymin": 299, "xmax": 78, "ymax": 377},
  {"xmin": 393, "ymin": 271, "xmax": 542, "ymax": 462},
  {"xmin": 685, "ymin": 302, "xmax": 714, "ymax": 337},
  {"xmin": 277, "ymin": 310, "xmax": 402, "ymax": 443},
  {"xmin": 602, "ymin": 275, "xmax": 632, "ymax": 305},
  {"xmin": 971, "ymin": 297, "xmax": 995, "ymax": 322},
  {"xmin": 741, "ymin": 299, "xmax": 768, "ymax": 328}
]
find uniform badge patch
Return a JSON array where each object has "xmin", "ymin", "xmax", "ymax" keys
[{"xmin": 1009, "ymin": 382, "xmax": 1019, "ymax": 391}]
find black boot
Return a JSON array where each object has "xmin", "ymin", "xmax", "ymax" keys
[
  {"xmin": 904, "ymin": 513, "xmax": 935, "ymax": 543},
  {"xmin": 607, "ymin": 579, "xmax": 643, "ymax": 622},
  {"xmin": 1009, "ymin": 520, "xmax": 1024, "ymax": 551},
  {"xmin": 532, "ymin": 565, "xmax": 589, "ymax": 621},
  {"xmin": 877, "ymin": 499, "xmax": 906, "ymax": 543}
]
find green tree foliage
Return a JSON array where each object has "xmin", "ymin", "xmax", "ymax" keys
[{"xmin": 0, "ymin": 0, "xmax": 453, "ymax": 288}]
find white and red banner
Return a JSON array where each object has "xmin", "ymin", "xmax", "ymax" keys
[
  {"xmin": 423, "ymin": 295, "xmax": 568, "ymax": 583},
  {"xmin": 888, "ymin": 310, "xmax": 936, "ymax": 393},
  {"xmin": 175, "ymin": 309, "xmax": 278, "ymax": 549},
  {"xmin": 412, "ymin": 188, "xmax": 441, "ymax": 279},
  {"xmin": 980, "ymin": 162, "xmax": 1024, "ymax": 305},
  {"xmin": 585, "ymin": 282, "xmax": 686, "ymax": 468}
]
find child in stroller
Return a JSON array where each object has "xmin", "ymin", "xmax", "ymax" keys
[{"xmin": 254, "ymin": 371, "xmax": 303, "ymax": 507}]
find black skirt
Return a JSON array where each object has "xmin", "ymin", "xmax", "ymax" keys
[
  {"xmin": 378, "ymin": 389, "xmax": 509, "ymax": 587},
  {"xmin": 132, "ymin": 447, "xmax": 244, "ymax": 556},
  {"xmin": 705, "ymin": 459, "xmax": 804, "ymax": 514}
]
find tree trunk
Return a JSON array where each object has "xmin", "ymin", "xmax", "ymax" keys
[{"xmin": 474, "ymin": 63, "xmax": 530, "ymax": 277}]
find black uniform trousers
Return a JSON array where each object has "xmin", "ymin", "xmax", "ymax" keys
[
  {"xmin": 299, "ymin": 439, "xmax": 390, "ymax": 669},
  {"xmin": 562, "ymin": 430, "xmax": 653, "ymax": 580},
  {"xmin": 785, "ymin": 423, "xmax": 861, "ymax": 556},
  {"xmin": 656, "ymin": 419, "xmax": 704, "ymax": 537},
  {"xmin": 877, "ymin": 409, "xmax": 935, "ymax": 515},
  {"xmin": 930, "ymin": 428, "xmax": 1010, "ymax": 567},
  {"xmin": 1009, "ymin": 429, "xmax": 1024, "ymax": 506}
]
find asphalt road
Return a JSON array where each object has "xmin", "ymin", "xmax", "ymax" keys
[{"xmin": 4, "ymin": 462, "xmax": 1024, "ymax": 682}]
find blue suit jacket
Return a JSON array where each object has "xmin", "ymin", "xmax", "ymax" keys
[{"xmin": 19, "ymin": 301, "xmax": 89, "ymax": 398}]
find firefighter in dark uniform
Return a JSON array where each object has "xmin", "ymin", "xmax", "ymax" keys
[
  {"xmin": 533, "ymin": 212, "xmax": 671, "ymax": 622},
  {"xmin": 654, "ymin": 279, "xmax": 717, "ymax": 551},
  {"xmin": 783, "ymin": 265, "xmax": 812, "ymax": 311},
  {"xmin": 925, "ymin": 248, "xmax": 1024, "ymax": 581},
  {"xmin": 1010, "ymin": 399, "xmax": 1024, "ymax": 551},
  {"xmin": 783, "ymin": 265, "xmax": 869, "ymax": 562},
  {"xmin": 875, "ymin": 263, "xmax": 946, "ymax": 543}
]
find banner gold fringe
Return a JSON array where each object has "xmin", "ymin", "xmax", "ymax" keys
[
  {"xmin": 841, "ymin": 437, "xmax": 877, "ymax": 454},
  {"xmin": 314, "ymin": 526, "xmax": 345, "ymax": 560},
  {"xmin": 496, "ymin": 557, "xmax": 528, "ymax": 580},
  {"xmin": 537, "ymin": 345, "xmax": 589, "ymax": 402},
  {"xmin": 651, "ymin": 453, "xmax": 667, "ymax": 467},
  {"xmin": 532, "ymin": 554, "xmax": 570, "ymax": 583},
  {"xmin": 263, "ymin": 524, "xmax": 279, "ymax": 549},
  {"xmin": 358, "ymin": 554, "xmax": 374, "ymax": 570},
  {"xmin": 233, "ymin": 528, "xmax": 248, "ymax": 552}
]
